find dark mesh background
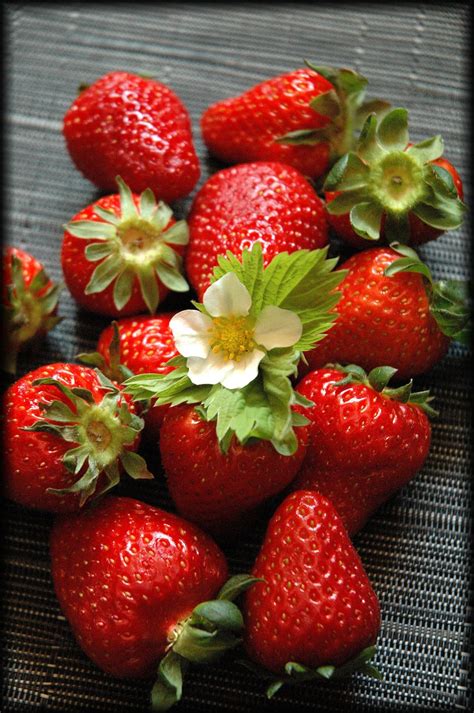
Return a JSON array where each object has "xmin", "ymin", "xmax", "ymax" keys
[{"xmin": 2, "ymin": 3, "xmax": 472, "ymax": 712}]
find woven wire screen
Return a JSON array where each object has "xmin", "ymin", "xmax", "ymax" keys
[{"xmin": 2, "ymin": 3, "xmax": 472, "ymax": 712}]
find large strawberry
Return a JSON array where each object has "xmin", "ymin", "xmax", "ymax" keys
[
  {"xmin": 323, "ymin": 108, "xmax": 466, "ymax": 246},
  {"xmin": 201, "ymin": 63, "xmax": 389, "ymax": 180},
  {"xmin": 304, "ymin": 244, "xmax": 470, "ymax": 379},
  {"xmin": 62, "ymin": 177, "xmax": 189, "ymax": 317},
  {"xmin": 2, "ymin": 246, "xmax": 61, "ymax": 374},
  {"xmin": 63, "ymin": 71, "xmax": 200, "ymax": 203},
  {"xmin": 3, "ymin": 363, "xmax": 152, "ymax": 512},
  {"xmin": 124, "ymin": 243, "xmax": 345, "ymax": 535},
  {"xmin": 159, "ymin": 404, "xmax": 308, "ymax": 535},
  {"xmin": 293, "ymin": 365, "xmax": 434, "ymax": 535},
  {"xmin": 79, "ymin": 314, "xmax": 179, "ymax": 436},
  {"xmin": 243, "ymin": 490, "xmax": 381, "ymax": 698},
  {"xmin": 50, "ymin": 496, "xmax": 257, "ymax": 709},
  {"xmin": 186, "ymin": 161, "xmax": 328, "ymax": 298}
]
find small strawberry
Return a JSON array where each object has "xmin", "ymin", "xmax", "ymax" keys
[
  {"xmin": 201, "ymin": 63, "xmax": 389, "ymax": 180},
  {"xmin": 3, "ymin": 363, "xmax": 152, "ymax": 513},
  {"xmin": 304, "ymin": 244, "xmax": 471, "ymax": 379},
  {"xmin": 186, "ymin": 161, "xmax": 328, "ymax": 298},
  {"xmin": 62, "ymin": 177, "xmax": 189, "ymax": 317},
  {"xmin": 243, "ymin": 490, "xmax": 381, "ymax": 697},
  {"xmin": 2, "ymin": 246, "xmax": 61, "ymax": 374},
  {"xmin": 124, "ymin": 243, "xmax": 345, "ymax": 536},
  {"xmin": 50, "ymin": 496, "xmax": 257, "ymax": 709},
  {"xmin": 63, "ymin": 71, "xmax": 200, "ymax": 203},
  {"xmin": 293, "ymin": 365, "xmax": 434, "ymax": 535},
  {"xmin": 159, "ymin": 404, "xmax": 308, "ymax": 536},
  {"xmin": 79, "ymin": 315, "xmax": 179, "ymax": 436},
  {"xmin": 323, "ymin": 108, "xmax": 466, "ymax": 246}
]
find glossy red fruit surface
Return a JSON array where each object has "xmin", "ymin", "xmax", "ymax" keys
[
  {"xmin": 244, "ymin": 490, "xmax": 381, "ymax": 674},
  {"xmin": 293, "ymin": 367, "xmax": 431, "ymax": 534},
  {"xmin": 50, "ymin": 496, "xmax": 228, "ymax": 678},
  {"xmin": 63, "ymin": 71, "xmax": 200, "ymax": 203},
  {"xmin": 159, "ymin": 404, "xmax": 308, "ymax": 535},
  {"xmin": 186, "ymin": 161, "xmax": 328, "ymax": 298},
  {"xmin": 304, "ymin": 247, "xmax": 450, "ymax": 379}
]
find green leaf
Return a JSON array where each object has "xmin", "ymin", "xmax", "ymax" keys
[
  {"xmin": 376, "ymin": 108, "xmax": 409, "ymax": 152},
  {"xmin": 217, "ymin": 574, "xmax": 263, "ymax": 601},
  {"xmin": 350, "ymin": 201, "xmax": 383, "ymax": 240},
  {"xmin": 406, "ymin": 135, "xmax": 444, "ymax": 165},
  {"xmin": 85, "ymin": 254, "xmax": 123, "ymax": 295}
]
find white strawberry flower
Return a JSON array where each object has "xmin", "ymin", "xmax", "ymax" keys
[{"xmin": 170, "ymin": 273, "xmax": 303, "ymax": 390}]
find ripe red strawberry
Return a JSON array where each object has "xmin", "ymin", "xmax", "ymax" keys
[
  {"xmin": 79, "ymin": 314, "xmax": 179, "ymax": 435},
  {"xmin": 62, "ymin": 177, "xmax": 189, "ymax": 317},
  {"xmin": 63, "ymin": 71, "xmax": 200, "ymax": 203},
  {"xmin": 201, "ymin": 63, "xmax": 388, "ymax": 180},
  {"xmin": 50, "ymin": 496, "xmax": 257, "ymax": 708},
  {"xmin": 304, "ymin": 245, "xmax": 470, "ymax": 379},
  {"xmin": 3, "ymin": 363, "xmax": 152, "ymax": 512},
  {"xmin": 293, "ymin": 365, "xmax": 434, "ymax": 535},
  {"xmin": 243, "ymin": 490, "xmax": 381, "ymax": 696},
  {"xmin": 186, "ymin": 161, "xmax": 328, "ymax": 298},
  {"xmin": 2, "ymin": 246, "xmax": 61, "ymax": 373},
  {"xmin": 323, "ymin": 108, "xmax": 466, "ymax": 247},
  {"xmin": 159, "ymin": 404, "xmax": 308, "ymax": 536}
]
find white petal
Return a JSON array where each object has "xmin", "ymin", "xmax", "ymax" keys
[
  {"xmin": 220, "ymin": 349, "xmax": 265, "ymax": 390},
  {"xmin": 169, "ymin": 310, "xmax": 213, "ymax": 358},
  {"xmin": 186, "ymin": 350, "xmax": 234, "ymax": 385},
  {"xmin": 203, "ymin": 272, "xmax": 252, "ymax": 318},
  {"xmin": 254, "ymin": 306, "xmax": 303, "ymax": 351}
]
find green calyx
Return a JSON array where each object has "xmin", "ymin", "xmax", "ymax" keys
[
  {"xmin": 151, "ymin": 574, "xmax": 261, "ymax": 711},
  {"xmin": 64, "ymin": 176, "xmax": 189, "ymax": 313},
  {"xmin": 3, "ymin": 254, "xmax": 62, "ymax": 374},
  {"xmin": 329, "ymin": 362, "xmax": 438, "ymax": 417},
  {"xmin": 276, "ymin": 61, "xmax": 391, "ymax": 162},
  {"xmin": 384, "ymin": 243, "xmax": 471, "ymax": 347},
  {"xmin": 124, "ymin": 242, "xmax": 346, "ymax": 456},
  {"xmin": 77, "ymin": 321, "xmax": 134, "ymax": 384},
  {"xmin": 324, "ymin": 108, "xmax": 467, "ymax": 242},
  {"xmin": 240, "ymin": 644, "xmax": 381, "ymax": 700},
  {"xmin": 24, "ymin": 369, "xmax": 153, "ymax": 505}
]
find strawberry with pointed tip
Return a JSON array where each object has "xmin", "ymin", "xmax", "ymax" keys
[
  {"xmin": 201, "ymin": 62, "xmax": 389, "ymax": 180},
  {"xmin": 186, "ymin": 161, "xmax": 329, "ymax": 298},
  {"xmin": 3, "ymin": 363, "xmax": 152, "ymax": 512},
  {"xmin": 304, "ymin": 244, "xmax": 471, "ymax": 379},
  {"xmin": 63, "ymin": 71, "xmax": 200, "ymax": 203},
  {"xmin": 324, "ymin": 108, "xmax": 466, "ymax": 247},
  {"xmin": 293, "ymin": 364, "xmax": 434, "ymax": 535},
  {"xmin": 62, "ymin": 177, "xmax": 189, "ymax": 317},
  {"xmin": 78, "ymin": 314, "xmax": 179, "ymax": 435},
  {"xmin": 2, "ymin": 247, "xmax": 61, "ymax": 374},
  {"xmin": 243, "ymin": 490, "xmax": 381, "ymax": 698},
  {"xmin": 50, "ymin": 495, "xmax": 258, "ymax": 709}
]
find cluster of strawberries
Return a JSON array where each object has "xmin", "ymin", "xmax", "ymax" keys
[{"xmin": 2, "ymin": 64, "xmax": 470, "ymax": 710}]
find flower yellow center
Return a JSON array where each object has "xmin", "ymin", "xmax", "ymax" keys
[{"xmin": 209, "ymin": 316, "xmax": 255, "ymax": 361}]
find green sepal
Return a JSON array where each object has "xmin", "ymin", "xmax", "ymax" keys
[
  {"xmin": 22, "ymin": 369, "xmax": 152, "ymax": 505},
  {"xmin": 77, "ymin": 321, "xmax": 135, "ymax": 384},
  {"xmin": 65, "ymin": 176, "xmax": 189, "ymax": 313},
  {"xmin": 151, "ymin": 651, "xmax": 188, "ymax": 712}
]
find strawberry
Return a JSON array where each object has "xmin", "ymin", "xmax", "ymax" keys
[
  {"xmin": 63, "ymin": 71, "xmax": 200, "ymax": 203},
  {"xmin": 304, "ymin": 244, "xmax": 470, "ymax": 379},
  {"xmin": 3, "ymin": 363, "xmax": 152, "ymax": 512},
  {"xmin": 201, "ymin": 63, "xmax": 389, "ymax": 180},
  {"xmin": 50, "ymin": 496, "xmax": 257, "ymax": 709},
  {"xmin": 186, "ymin": 161, "xmax": 328, "ymax": 298},
  {"xmin": 2, "ymin": 246, "xmax": 61, "ymax": 374},
  {"xmin": 79, "ymin": 315, "xmax": 179, "ymax": 436},
  {"xmin": 323, "ymin": 108, "xmax": 466, "ymax": 246},
  {"xmin": 243, "ymin": 490, "xmax": 381, "ymax": 697},
  {"xmin": 159, "ymin": 404, "xmax": 308, "ymax": 536},
  {"xmin": 293, "ymin": 365, "xmax": 434, "ymax": 535},
  {"xmin": 61, "ymin": 177, "xmax": 189, "ymax": 317}
]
